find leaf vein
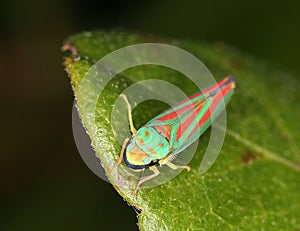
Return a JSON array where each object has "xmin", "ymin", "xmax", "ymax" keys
[{"xmin": 226, "ymin": 129, "xmax": 300, "ymax": 173}]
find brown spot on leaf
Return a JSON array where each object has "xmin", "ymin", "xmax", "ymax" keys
[{"xmin": 241, "ymin": 150, "xmax": 261, "ymax": 164}]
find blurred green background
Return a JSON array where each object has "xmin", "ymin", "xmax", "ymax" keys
[{"xmin": 1, "ymin": 0, "xmax": 299, "ymax": 230}]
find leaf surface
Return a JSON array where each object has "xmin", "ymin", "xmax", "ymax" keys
[{"xmin": 63, "ymin": 31, "xmax": 300, "ymax": 230}]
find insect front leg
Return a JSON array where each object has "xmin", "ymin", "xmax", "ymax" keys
[
  {"xmin": 109, "ymin": 138, "xmax": 129, "ymax": 173},
  {"xmin": 132, "ymin": 166, "xmax": 160, "ymax": 195},
  {"xmin": 120, "ymin": 94, "xmax": 137, "ymax": 135}
]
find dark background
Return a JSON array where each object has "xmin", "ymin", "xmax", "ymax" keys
[{"xmin": 1, "ymin": 0, "xmax": 299, "ymax": 230}]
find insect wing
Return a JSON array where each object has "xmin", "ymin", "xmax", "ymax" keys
[{"xmin": 146, "ymin": 76, "xmax": 236, "ymax": 154}]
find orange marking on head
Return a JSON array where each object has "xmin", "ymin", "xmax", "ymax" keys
[
  {"xmin": 134, "ymin": 153, "xmax": 146, "ymax": 161},
  {"xmin": 158, "ymin": 143, "xmax": 164, "ymax": 147},
  {"xmin": 145, "ymin": 131, "xmax": 149, "ymax": 136},
  {"xmin": 129, "ymin": 144, "xmax": 150, "ymax": 161},
  {"xmin": 136, "ymin": 137, "xmax": 144, "ymax": 145},
  {"xmin": 146, "ymin": 147, "xmax": 158, "ymax": 157}
]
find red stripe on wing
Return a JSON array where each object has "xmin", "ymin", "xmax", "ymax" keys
[
  {"xmin": 186, "ymin": 83, "xmax": 233, "ymax": 140},
  {"xmin": 175, "ymin": 100, "xmax": 206, "ymax": 141}
]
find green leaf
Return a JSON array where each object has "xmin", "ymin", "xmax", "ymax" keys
[{"xmin": 63, "ymin": 31, "xmax": 300, "ymax": 230}]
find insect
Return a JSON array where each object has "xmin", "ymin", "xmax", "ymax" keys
[{"xmin": 111, "ymin": 76, "xmax": 236, "ymax": 194}]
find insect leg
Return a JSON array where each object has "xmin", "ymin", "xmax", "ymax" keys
[
  {"xmin": 132, "ymin": 166, "xmax": 160, "ymax": 195},
  {"xmin": 109, "ymin": 138, "xmax": 129, "ymax": 173},
  {"xmin": 166, "ymin": 161, "xmax": 191, "ymax": 172},
  {"xmin": 120, "ymin": 94, "xmax": 137, "ymax": 134},
  {"xmin": 159, "ymin": 154, "xmax": 191, "ymax": 171}
]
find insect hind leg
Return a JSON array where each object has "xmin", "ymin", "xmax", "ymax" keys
[
  {"xmin": 159, "ymin": 155, "xmax": 191, "ymax": 172},
  {"xmin": 166, "ymin": 161, "xmax": 191, "ymax": 172},
  {"xmin": 132, "ymin": 166, "xmax": 160, "ymax": 195}
]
